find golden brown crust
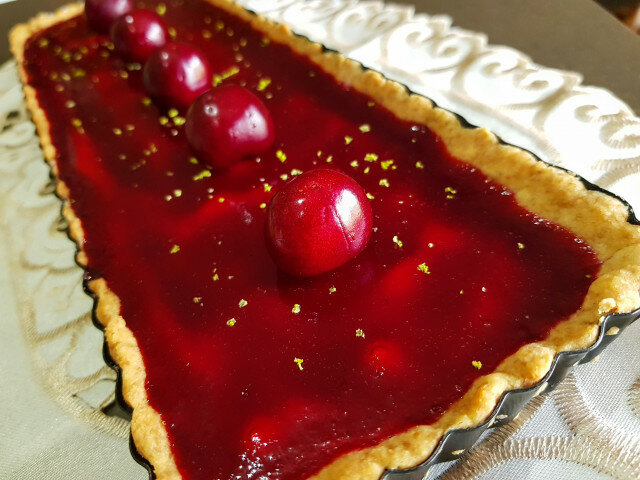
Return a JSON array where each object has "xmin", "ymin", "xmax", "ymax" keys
[{"xmin": 10, "ymin": 2, "xmax": 640, "ymax": 479}]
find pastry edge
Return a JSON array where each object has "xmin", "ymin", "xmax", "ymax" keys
[{"xmin": 9, "ymin": 2, "xmax": 640, "ymax": 480}]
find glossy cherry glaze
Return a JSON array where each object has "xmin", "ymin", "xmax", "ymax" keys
[
  {"xmin": 23, "ymin": 2, "xmax": 600, "ymax": 479},
  {"xmin": 110, "ymin": 9, "xmax": 168, "ymax": 63},
  {"xmin": 84, "ymin": 0, "xmax": 133, "ymax": 34},
  {"xmin": 266, "ymin": 169, "xmax": 373, "ymax": 276},
  {"xmin": 143, "ymin": 42, "xmax": 212, "ymax": 109},
  {"xmin": 186, "ymin": 85, "xmax": 275, "ymax": 169}
]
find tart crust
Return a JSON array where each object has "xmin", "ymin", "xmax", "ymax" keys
[{"xmin": 10, "ymin": 2, "xmax": 640, "ymax": 479}]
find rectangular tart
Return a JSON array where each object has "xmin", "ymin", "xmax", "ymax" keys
[{"xmin": 10, "ymin": 1, "xmax": 640, "ymax": 479}]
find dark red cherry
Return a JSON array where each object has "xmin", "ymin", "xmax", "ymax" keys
[
  {"xmin": 185, "ymin": 86, "xmax": 275, "ymax": 169},
  {"xmin": 143, "ymin": 42, "xmax": 212, "ymax": 109},
  {"xmin": 84, "ymin": 0, "xmax": 133, "ymax": 34},
  {"xmin": 266, "ymin": 169, "xmax": 373, "ymax": 277},
  {"xmin": 110, "ymin": 10, "xmax": 168, "ymax": 63}
]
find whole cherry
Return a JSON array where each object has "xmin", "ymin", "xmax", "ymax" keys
[
  {"xmin": 185, "ymin": 86, "xmax": 275, "ymax": 169},
  {"xmin": 266, "ymin": 169, "xmax": 373, "ymax": 277},
  {"xmin": 143, "ymin": 42, "xmax": 212, "ymax": 109},
  {"xmin": 85, "ymin": 0, "xmax": 133, "ymax": 34},
  {"xmin": 110, "ymin": 9, "xmax": 168, "ymax": 63}
]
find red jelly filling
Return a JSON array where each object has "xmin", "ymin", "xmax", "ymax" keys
[{"xmin": 22, "ymin": 1, "xmax": 600, "ymax": 479}]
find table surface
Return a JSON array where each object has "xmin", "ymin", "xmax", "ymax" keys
[{"xmin": 2, "ymin": 0, "xmax": 640, "ymax": 113}]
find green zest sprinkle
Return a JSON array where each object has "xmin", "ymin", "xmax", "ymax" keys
[
  {"xmin": 71, "ymin": 118, "xmax": 82, "ymax": 127},
  {"xmin": 259, "ymin": 203, "xmax": 267, "ymax": 209},
  {"xmin": 416, "ymin": 161, "xmax": 424, "ymax": 169},
  {"xmin": 168, "ymin": 27, "xmax": 177, "ymax": 39},
  {"xmin": 238, "ymin": 299, "xmax": 248, "ymax": 308},
  {"xmin": 472, "ymin": 360, "xmax": 482, "ymax": 370},
  {"xmin": 379, "ymin": 178, "xmax": 390, "ymax": 187},
  {"xmin": 445, "ymin": 186, "xmax": 458, "ymax": 199},
  {"xmin": 257, "ymin": 78, "xmax": 271, "ymax": 91},
  {"xmin": 212, "ymin": 66, "xmax": 240, "ymax": 86},
  {"xmin": 428, "ymin": 242, "xmax": 434, "ymax": 248},
  {"xmin": 193, "ymin": 296, "xmax": 202, "ymax": 304},
  {"xmin": 159, "ymin": 116, "xmax": 169, "ymax": 125},
  {"xmin": 364, "ymin": 153, "xmax": 378, "ymax": 162},
  {"xmin": 168, "ymin": 108, "xmax": 179, "ymax": 118},
  {"xmin": 276, "ymin": 149, "xmax": 287, "ymax": 162},
  {"xmin": 292, "ymin": 304, "xmax": 301, "ymax": 314},
  {"xmin": 113, "ymin": 128, "xmax": 122, "ymax": 135},
  {"xmin": 173, "ymin": 116, "xmax": 186, "ymax": 126},
  {"xmin": 294, "ymin": 358, "xmax": 304, "ymax": 371},
  {"xmin": 317, "ymin": 150, "xmax": 323, "ymax": 157},
  {"xmin": 291, "ymin": 169, "xmax": 303, "ymax": 176},
  {"xmin": 280, "ymin": 173, "xmax": 289, "ymax": 181},
  {"xmin": 227, "ymin": 318, "xmax": 236, "ymax": 327},
  {"xmin": 359, "ymin": 124, "xmax": 371, "ymax": 133},
  {"xmin": 350, "ymin": 160, "xmax": 359, "ymax": 168},
  {"xmin": 393, "ymin": 235, "xmax": 403, "ymax": 248},
  {"xmin": 173, "ymin": 189, "xmax": 182, "ymax": 197},
  {"xmin": 193, "ymin": 170, "xmax": 212, "ymax": 181},
  {"xmin": 355, "ymin": 328, "xmax": 365, "ymax": 338},
  {"xmin": 215, "ymin": 20, "xmax": 225, "ymax": 31},
  {"xmin": 189, "ymin": 157, "xmax": 199, "ymax": 164},
  {"xmin": 156, "ymin": 3, "xmax": 167, "ymax": 15},
  {"xmin": 213, "ymin": 273, "xmax": 220, "ymax": 281},
  {"xmin": 170, "ymin": 244, "xmax": 180, "ymax": 254},
  {"xmin": 263, "ymin": 183, "xmax": 272, "ymax": 192},
  {"xmin": 381, "ymin": 159, "xmax": 394, "ymax": 170},
  {"xmin": 517, "ymin": 242, "xmax": 525, "ymax": 249},
  {"xmin": 344, "ymin": 136, "xmax": 353, "ymax": 145},
  {"xmin": 417, "ymin": 263, "xmax": 430, "ymax": 274},
  {"xmin": 460, "ymin": 289, "xmax": 464, "ymax": 295},
  {"xmin": 366, "ymin": 193, "xmax": 375, "ymax": 200},
  {"xmin": 329, "ymin": 286, "xmax": 336, "ymax": 294}
]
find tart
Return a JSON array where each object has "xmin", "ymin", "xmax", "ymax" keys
[{"xmin": 9, "ymin": 1, "xmax": 640, "ymax": 479}]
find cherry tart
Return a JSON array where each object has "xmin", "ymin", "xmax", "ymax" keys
[{"xmin": 10, "ymin": 1, "xmax": 640, "ymax": 480}]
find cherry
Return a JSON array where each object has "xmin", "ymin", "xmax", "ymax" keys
[
  {"xmin": 143, "ymin": 42, "xmax": 212, "ymax": 109},
  {"xmin": 266, "ymin": 169, "xmax": 373, "ymax": 277},
  {"xmin": 110, "ymin": 10, "xmax": 168, "ymax": 63},
  {"xmin": 84, "ymin": 0, "xmax": 133, "ymax": 34},
  {"xmin": 185, "ymin": 86, "xmax": 275, "ymax": 169}
]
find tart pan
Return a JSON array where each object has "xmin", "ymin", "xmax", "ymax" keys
[{"xmin": 39, "ymin": 19, "xmax": 640, "ymax": 480}]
